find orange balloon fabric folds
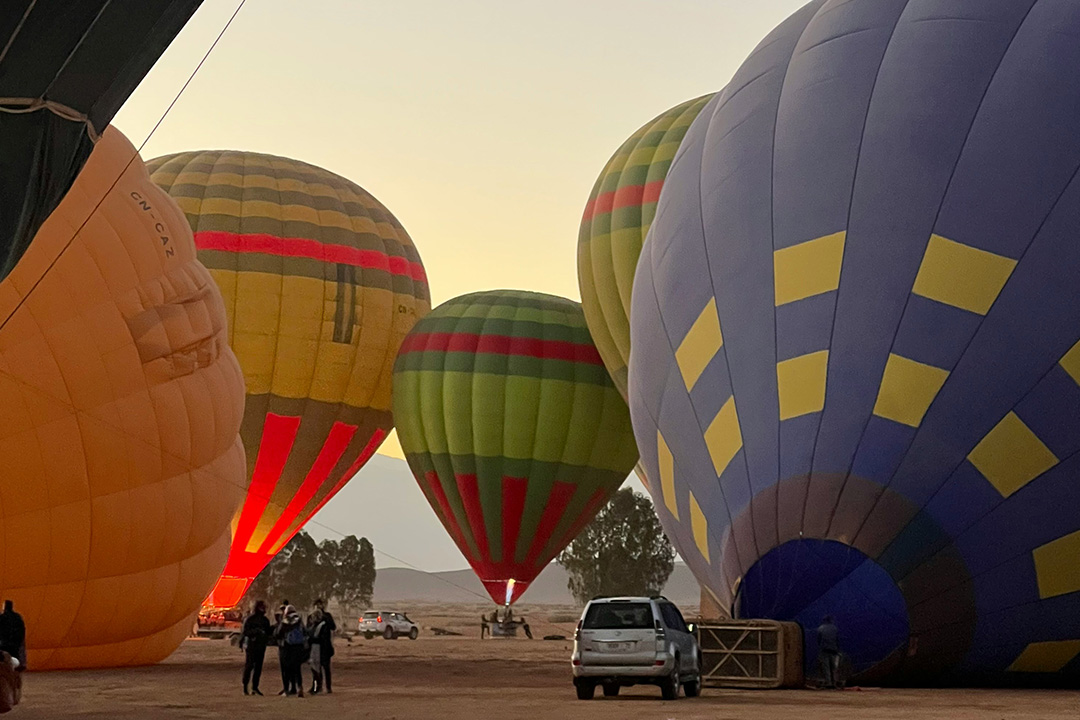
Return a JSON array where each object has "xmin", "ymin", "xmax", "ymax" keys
[{"xmin": 0, "ymin": 127, "xmax": 246, "ymax": 670}]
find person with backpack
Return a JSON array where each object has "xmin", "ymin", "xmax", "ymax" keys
[
  {"xmin": 276, "ymin": 605, "xmax": 307, "ymax": 697},
  {"xmin": 240, "ymin": 600, "xmax": 272, "ymax": 696}
]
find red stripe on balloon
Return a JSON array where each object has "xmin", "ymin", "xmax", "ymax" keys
[
  {"xmin": 457, "ymin": 474, "xmax": 490, "ymax": 564},
  {"xmin": 580, "ymin": 180, "xmax": 665, "ymax": 223},
  {"xmin": 255, "ymin": 421, "xmax": 358, "ymax": 556},
  {"xmin": 194, "ymin": 230, "xmax": 428, "ymax": 283},
  {"xmin": 424, "ymin": 470, "xmax": 469, "ymax": 552},
  {"xmin": 546, "ymin": 487, "xmax": 610, "ymax": 567},
  {"xmin": 523, "ymin": 481, "xmax": 577, "ymax": 568},
  {"xmin": 232, "ymin": 413, "xmax": 301, "ymax": 553},
  {"xmin": 399, "ymin": 332, "xmax": 604, "ymax": 366},
  {"xmin": 501, "ymin": 476, "xmax": 528, "ymax": 567},
  {"xmin": 305, "ymin": 427, "xmax": 388, "ymax": 522}
]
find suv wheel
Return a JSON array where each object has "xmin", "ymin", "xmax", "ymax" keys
[
  {"xmin": 684, "ymin": 657, "xmax": 702, "ymax": 698},
  {"xmin": 601, "ymin": 682, "xmax": 620, "ymax": 697},
  {"xmin": 409, "ymin": 627, "xmax": 419, "ymax": 640},
  {"xmin": 383, "ymin": 626, "xmax": 395, "ymax": 640},
  {"xmin": 575, "ymin": 680, "xmax": 595, "ymax": 700},
  {"xmin": 661, "ymin": 658, "xmax": 681, "ymax": 701}
]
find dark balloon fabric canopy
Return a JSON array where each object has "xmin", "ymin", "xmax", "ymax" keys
[
  {"xmin": 631, "ymin": 0, "xmax": 1080, "ymax": 684},
  {"xmin": 0, "ymin": 0, "xmax": 202, "ymax": 280}
]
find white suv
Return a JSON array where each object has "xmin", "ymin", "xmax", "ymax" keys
[
  {"xmin": 571, "ymin": 596, "xmax": 701, "ymax": 700},
  {"xmin": 359, "ymin": 611, "xmax": 419, "ymax": 640}
]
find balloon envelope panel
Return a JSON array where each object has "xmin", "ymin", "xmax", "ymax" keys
[
  {"xmin": 393, "ymin": 290, "xmax": 638, "ymax": 604},
  {"xmin": 148, "ymin": 151, "xmax": 430, "ymax": 608},
  {"xmin": 630, "ymin": 0, "xmax": 1080, "ymax": 684},
  {"xmin": 578, "ymin": 94, "xmax": 713, "ymax": 399},
  {"xmin": 0, "ymin": 1, "xmax": 202, "ymax": 280},
  {"xmin": 0, "ymin": 127, "xmax": 246, "ymax": 669}
]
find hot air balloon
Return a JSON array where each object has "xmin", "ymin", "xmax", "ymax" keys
[
  {"xmin": 0, "ymin": 0, "xmax": 202, "ymax": 281},
  {"xmin": 147, "ymin": 151, "xmax": 430, "ymax": 608},
  {"xmin": 393, "ymin": 290, "xmax": 637, "ymax": 605},
  {"xmin": 0, "ymin": 126, "xmax": 245, "ymax": 670},
  {"xmin": 578, "ymin": 93, "xmax": 713, "ymax": 399},
  {"xmin": 631, "ymin": 0, "xmax": 1080, "ymax": 684}
]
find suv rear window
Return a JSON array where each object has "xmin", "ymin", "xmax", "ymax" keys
[
  {"xmin": 363, "ymin": 612, "xmax": 379, "ymax": 619},
  {"xmin": 583, "ymin": 602, "xmax": 654, "ymax": 629}
]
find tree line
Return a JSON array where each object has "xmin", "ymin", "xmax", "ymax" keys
[{"xmin": 244, "ymin": 531, "xmax": 376, "ymax": 617}]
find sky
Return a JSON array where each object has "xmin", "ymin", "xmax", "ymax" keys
[{"xmin": 115, "ymin": 0, "xmax": 810, "ymax": 569}]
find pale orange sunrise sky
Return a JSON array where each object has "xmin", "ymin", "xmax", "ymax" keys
[{"xmin": 115, "ymin": 0, "xmax": 810, "ymax": 461}]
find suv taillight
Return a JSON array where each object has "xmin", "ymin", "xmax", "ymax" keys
[{"xmin": 377, "ymin": 615, "xmax": 382, "ymax": 623}]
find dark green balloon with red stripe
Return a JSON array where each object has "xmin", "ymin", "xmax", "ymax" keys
[{"xmin": 393, "ymin": 290, "xmax": 638, "ymax": 604}]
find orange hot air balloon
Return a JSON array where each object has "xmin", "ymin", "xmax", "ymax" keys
[
  {"xmin": 147, "ymin": 151, "xmax": 431, "ymax": 608},
  {"xmin": 0, "ymin": 127, "xmax": 246, "ymax": 670}
]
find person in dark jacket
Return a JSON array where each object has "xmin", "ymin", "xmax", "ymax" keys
[
  {"xmin": 240, "ymin": 600, "xmax": 272, "ymax": 695},
  {"xmin": 276, "ymin": 605, "xmax": 306, "ymax": 698},
  {"xmin": 274, "ymin": 600, "xmax": 289, "ymax": 695},
  {"xmin": 0, "ymin": 601, "xmax": 26, "ymax": 670},
  {"xmin": 816, "ymin": 615, "xmax": 841, "ymax": 689},
  {"xmin": 309, "ymin": 600, "xmax": 337, "ymax": 693}
]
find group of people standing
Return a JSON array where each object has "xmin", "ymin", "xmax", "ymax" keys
[{"xmin": 240, "ymin": 598, "xmax": 336, "ymax": 698}]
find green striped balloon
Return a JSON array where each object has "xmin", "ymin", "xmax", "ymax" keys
[
  {"xmin": 578, "ymin": 94, "xmax": 714, "ymax": 399},
  {"xmin": 393, "ymin": 290, "xmax": 638, "ymax": 604}
]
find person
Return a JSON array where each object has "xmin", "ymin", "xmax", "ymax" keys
[
  {"xmin": 240, "ymin": 600, "xmax": 272, "ymax": 696},
  {"xmin": 0, "ymin": 601, "xmax": 26, "ymax": 671},
  {"xmin": 313, "ymin": 601, "xmax": 335, "ymax": 693},
  {"xmin": 480, "ymin": 614, "xmax": 489, "ymax": 639},
  {"xmin": 306, "ymin": 609, "xmax": 323, "ymax": 694},
  {"xmin": 816, "ymin": 615, "xmax": 841, "ymax": 689},
  {"xmin": 274, "ymin": 601, "xmax": 289, "ymax": 695},
  {"xmin": 308, "ymin": 607, "xmax": 335, "ymax": 694},
  {"xmin": 277, "ymin": 605, "xmax": 306, "ymax": 698},
  {"xmin": 0, "ymin": 650, "xmax": 20, "ymax": 713}
]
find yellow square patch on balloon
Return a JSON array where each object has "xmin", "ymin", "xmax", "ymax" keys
[
  {"xmin": 967, "ymin": 411, "xmax": 1057, "ymax": 498},
  {"xmin": 911, "ymin": 234, "xmax": 1016, "ymax": 315},
  {"xmin": 872, "ymin": 354, "xmax": 949, "ymax": 427},
  {"xmin": 773, "ymin": 231, "xmax": 845, "ymax": 306},
  {"xmin": 657, "ymin": 431, "xmax": 678, "ymax": 521},
  {"xmin": 1007, "ymin": 640, "xmax": 1080, "ymax": 673},
  {"xmin": 704, "ymin": 396, "xmax": 742, "ymax": 476},
  {"xmin": 675, "ymin": 298, "xmax": 722, "ymax": 391},
  {"xmin": 689, "ymin": 491, "xmax": 709, "ymax": 563},
  {"xmin": 1032, "ymin": 529, "xmax": 1080, "ymax": 599},
  {"xmin": 777, "ymin": 350, "xmax": 829, "ymax": 420}
]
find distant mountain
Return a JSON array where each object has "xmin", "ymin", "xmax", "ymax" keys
[
  {"xmin": 310, "ymin": 453, "xmax": 699, "ymax": 608},
  {"xmin": 373, "ymin": 561, "xmax": 701, "ymax": 608}
]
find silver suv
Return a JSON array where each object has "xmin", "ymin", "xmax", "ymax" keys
[
  {"xmin": 571, "ymin": 596, "xmax": 701, "ymax": 700},
  {"xmin": 358, "ymin": 611, "xmax": 419, "ymax": 640}
]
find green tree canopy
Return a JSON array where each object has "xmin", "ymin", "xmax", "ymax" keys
[
  {"xmin": 244, "ymin": 531, "xmax": 376, "ymax": 614},
  {"xmin": 558, "ymin": 487, "xmax": 676, "ymax": 606}
]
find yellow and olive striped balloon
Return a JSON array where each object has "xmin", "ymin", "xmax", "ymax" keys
[
  {"xmin": 578, "ymin": 94, "xmax": 714, "ymax": 399},
  {"xmin": 147, "ymin": 150, "xmax": 430, "ymax": 607}
]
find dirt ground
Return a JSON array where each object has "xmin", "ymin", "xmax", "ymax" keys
[{"xmin": 13, "ymin": 606, "xmax": 1080, "ymax": 719}]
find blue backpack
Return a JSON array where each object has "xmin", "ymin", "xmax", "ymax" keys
[{"xmin": 285, "ymin": 624, "xmax": 305, "ymax": 646}]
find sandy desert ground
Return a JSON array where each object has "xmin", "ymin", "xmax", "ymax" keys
[{"xmin": 13, "ymin": 605, "xmax": 1080, "ymax": 720}]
